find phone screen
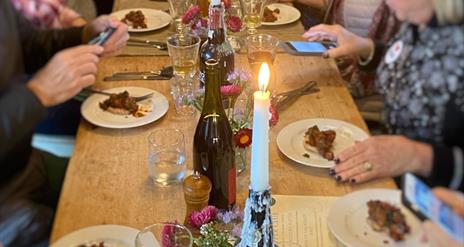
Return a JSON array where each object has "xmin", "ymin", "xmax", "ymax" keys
[
  {"xmin": 288, "ymin": 41, "xmax": 327, "ymax": 53},
  {"xmin": 404, "ymin": 173, "xmax": 464, "ymax": 243}
]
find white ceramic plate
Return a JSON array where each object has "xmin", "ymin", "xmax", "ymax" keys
[
  {"xmin": 276, "ymin": 118, "xmax": 369, "ymax": 168},
  {"xmin": 112, "ymin": 8, "xmax": 171, "ymax": 32},
  {"xmin": 262, "ymin": 3, "xmax": 301, "ymax": 26},
  {"xmin": 51, "ymin": 225, "xmax": 139, "ymax": 247},
  {"xmin": 328, "ymin": 189, "xmax": 427, "ymax": 247},
  {"xmin": 81, "ymin": 86, "xmax": 168, "ymax": 129}
]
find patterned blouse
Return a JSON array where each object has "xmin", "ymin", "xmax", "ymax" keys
[{"xmin": 375, "ymin": 22, "xmax": 464, "ymax": 191}]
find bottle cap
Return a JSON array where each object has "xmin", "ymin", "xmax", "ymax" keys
[{"xmin": 210, "ymin": 0, "xmax": 221, "ymax": 7}]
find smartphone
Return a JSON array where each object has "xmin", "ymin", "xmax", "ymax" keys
[
  {"xmin": 281, "ymin": 41, "xmax": 335, "ymax": 56},
  {"xmin": 402, "ymin": 173, "xmax": 464, "ymax": 243},
  {"xmin": 88, "ymin": 27, "xmax": 116, "ymax": 45}
]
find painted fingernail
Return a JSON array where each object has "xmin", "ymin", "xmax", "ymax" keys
[
  {"xmin": 336, "ymin": 175, "xmax": 342, "ymax": 182},
  {"xmin": 334, "ymin": 158, "xmax": 340, "ymax": 164},
  {"xmin": 329, "ymin": 169, "xmax": 336, "ymax": 176},
  {"xmin": 350, "ymin": 178, "xmax": 356, "ymax": 184}
]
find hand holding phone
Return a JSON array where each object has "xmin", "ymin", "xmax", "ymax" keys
[
  {"xmin": 88, "ymin": 27, "xmax": 116, "ymax": 45},
  {"xmin": 281, "ymin": 41, "xmax": 335, "ymax": 56},
  {"xmin": 402, "ymin": 173, "xmax": 464, "ymax": 244}
]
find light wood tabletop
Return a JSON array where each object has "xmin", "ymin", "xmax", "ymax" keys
[
  {"xmin": 50, "ymin": 0, "xmax": 395, "ymax": 242},
  {"xmin": 50, "ymin": 53, "xmax": 395, "ymax": 242}
]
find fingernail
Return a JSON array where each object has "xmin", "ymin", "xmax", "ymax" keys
[
  {"xmin": 336, "ymin": 175, "xmax": 342, "ymax": 182},
  {"xmin": 350, "ymin": 178, "xmax": 356, "ymax": 184},
  {"xmin": 334, "ymin": 158, "xmax": 340, "ymax": 164},
  {"xmin": 329, "ymin": 169, "xmax": 336, "ymax": 176},
  {"xmin": 322, "ymin": 52, "xmax": 330, "ymax": 59}
]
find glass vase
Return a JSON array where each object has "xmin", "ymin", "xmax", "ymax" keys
[{"xmin": 235, "ymin": 146, "xmax": 248, "ymax": 175}]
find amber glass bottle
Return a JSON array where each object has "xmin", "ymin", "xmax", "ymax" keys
[
  {"xmin": 199, "ymin": 0, "xmax": 235, "ymax": 87},
  {"xmin": 193, "ymin": 59, "xmax": 236, "ymax": 209}
]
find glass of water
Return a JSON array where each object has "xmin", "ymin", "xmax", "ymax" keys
[
  {"xmin": 148, "ymin": 129, "xmax": 186, "ymax": 186},
  {"xmin": 171, "ymin": 77, "xmax": 196, "ymax": 116},
  {"xmin": 167, "ymin": 33, "xmax": 201, "ymax": 81}
]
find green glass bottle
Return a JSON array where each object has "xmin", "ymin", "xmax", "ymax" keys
[{"xmin": 193, "ymin": 59, "xmax": 236, "ymax": 209}]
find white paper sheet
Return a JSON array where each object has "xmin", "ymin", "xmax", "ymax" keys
[{"xmin": 271, "ymin": 195, "xmax": 345, "ymax": 247}]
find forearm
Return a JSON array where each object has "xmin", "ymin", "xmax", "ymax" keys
[
  {"xmin": 17, "ymin": 11, "xmax": 84, "ymax": 73},
  {"xmin": 0, "ymin": 83, "xmax": 46, "ymax": 160}
]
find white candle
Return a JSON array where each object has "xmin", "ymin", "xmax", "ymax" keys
[{"xmin": 250, "ymin": 63, "xmax": 271, "ymax": 191}]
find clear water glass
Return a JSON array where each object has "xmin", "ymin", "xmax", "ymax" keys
[
  {"xmin": 135, "ymin": 223, "xmax": 193, "ymax": 247},
  {"xmin": 246, "ymin": 34, "xmax": 279, "ymax": 91},
  {"xmin": 148, "ymin": 129, "xmax": 186, "ymax": 186},
  {"xmin": 171, "ymin": 78, "xmax": 196, "ymax": 116},
  {"xmin": 167, "ymin": 33, "xmax": 201, "ymax": 81}
]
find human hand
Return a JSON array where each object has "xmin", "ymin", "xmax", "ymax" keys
[
  {"xmin": 302, "ymin": 24, "xmax": 374, "ymax": 59},
  {"xmin": 27, "ymin": 45, "xmax": 103, "ymax": 107},
  {"xmin": 422, "ymin": 221, "xmax": 463, "ymax": 247},
  {"xmin": 84, "ymin": 15, "xmax": 129, "ymax": 56},
  {"xmin": 330, "ymin": 135, "xmax": 433, "ymax": 184}
]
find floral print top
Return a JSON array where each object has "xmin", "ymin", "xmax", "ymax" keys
[{"xmin": 376, "ymin": 22, "xmax": 464, "ymax": 191}]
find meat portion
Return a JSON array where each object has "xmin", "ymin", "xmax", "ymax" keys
[
  {"xmin": 304, "ymin": 125, "xmax": 336, "ymax": 160},
  {"xmin": 263, "ymin": 7, "xmax": 280, "ymax": 22},
  {"xmin": 99, "ymin": 91, "xmax": 139, "ymax": 115},
  {"xmin": 367, "ymin": 200, "xmax": 410, "ymax": 241},
  {"xmin": 121, "ymin": 10, "xmax": 147, "ymax": 29}
]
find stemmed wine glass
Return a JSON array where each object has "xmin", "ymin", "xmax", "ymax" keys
[
  {"xmin": 239, "ymin": 0, "xmax": 266, "ymax": 34},
  {"xmin": 167, "ymin": 0, "xmax": 192, "ymax": 33}
]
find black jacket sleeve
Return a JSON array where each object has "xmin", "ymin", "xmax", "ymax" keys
[
  {"xmin": 0, "ymin": 82, "xmax": 46, "ymax": 161},
  {"xmin": 16, "ymin": 11, "xmax": 84, "ymax": 73}
]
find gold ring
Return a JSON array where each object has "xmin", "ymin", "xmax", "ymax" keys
[{"xmin": 363, "ymin": 162, "xmax": 373, "ymax": 172}]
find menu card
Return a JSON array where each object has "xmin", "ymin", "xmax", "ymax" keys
[{"xmin": 271, "ymin": 195, "xmax": 345, "ymax": 247}]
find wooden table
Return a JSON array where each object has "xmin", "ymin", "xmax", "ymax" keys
[{"xmin": 50, "ymin": 0, "xmax": 395, "ymax": 242}]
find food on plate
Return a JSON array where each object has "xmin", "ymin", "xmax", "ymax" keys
[
  {"xmin": 304, "ymin": 125, "xmax": 336, "ymax": 160},
  {"xmin": 121, "ymin": 10, "xmax": 147, "ymax": 29},
  {"xmin": 99, "ymin": 91, "xmax": 151, "ymax": 117},
  {"xmin": 263, "ymin": 6, "xmax": 280, "ymax": 22},
  {"xmin": 76, "ymin": 241, "xmax": 106, "ymax": 247},
  {"xmin": 367, "ymin": 200, "xmax": 410, "ymax": 241}
]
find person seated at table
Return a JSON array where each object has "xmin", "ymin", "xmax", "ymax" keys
[
  {"xmin": 0, "ymin": 0, "xmax": 128, "ymax": 245},
  {"xmin": 305, "ymin": 0, "xmax": 464, "ymax": 191},
  {"xmin": 422, "ymin": 187, "xmax": 464, "ymax": 247},
  {"xmin": 280, "ymin": 0, "xmax": 400, "ymax": 99}
]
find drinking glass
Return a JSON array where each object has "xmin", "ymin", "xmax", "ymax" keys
[
  {"xmin": 171, "ymin": 77, "xmax": 196, "ymax": 116},
  {"xmin": 239, "ymin": 0, "xmax": 266, "ymax": 34},
  {"xmin": 226, "ymin": 0, "xmax": 245, "ymax": 51},
  {"xmin": 167, "ymin": 33, "xmax": 201, "ymax": 81},
  {"xmin": 135, "ymin": 223, "xmax": 193, "ymax": 247},
  {"xmin": 167, "ymin": 0, "xmax": 192, "ymax": 33},
  {"xmin": 245, "ymin": 34, "xmax": 279, "ymax": 91},
  {"xmin": 148, "ymin": 129, "xmax": 186, "ymax": 186}
]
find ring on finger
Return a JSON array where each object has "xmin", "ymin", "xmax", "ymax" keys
[{"xmin": 363, "ymin": 162, "xmax": 373, "ymax": 172}]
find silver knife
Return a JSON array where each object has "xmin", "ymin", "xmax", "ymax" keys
[
  {"xmin": 103, "ymin": 75, "xmax": 170, "ymax": 81},
  {"xmin": 128, "ymin": 38, "xmax": 166, "ymax": 45}
]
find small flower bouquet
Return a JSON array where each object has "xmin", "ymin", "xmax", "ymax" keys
[
  {"xmin": 181, "ymin": 0, "xmax": 243, "ymax": 38},
  {"xmin": 189, "ymin": 205, "xmax": 244, "ymax": 246}
]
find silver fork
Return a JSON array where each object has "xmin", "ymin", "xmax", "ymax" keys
[{"xmin": 86, "ymin": 89, "xmax": 154, "ymax": 102}]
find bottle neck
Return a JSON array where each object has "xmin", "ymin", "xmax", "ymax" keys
[
  {"xmin": 203, "ymin": 63, "xmax": 225, "ymax": 113},
  {"xmin": 207, "ymin": 4, "xmax": 227, "ymax": 43}
]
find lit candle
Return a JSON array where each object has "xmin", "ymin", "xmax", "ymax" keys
[{"xmin": 250, "ymin": 63, "xmax": 270, "ymax": 191}]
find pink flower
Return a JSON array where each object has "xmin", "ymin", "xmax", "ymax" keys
[
  {"xmin": 220, "ymin": 84, "xmax": 241, "ymax": 96},
  {"xmin": 188, "ymin": 205, "xmax": 218, "ymax": 229},
  {"xmin": 161, "ymin": 221, "xmax": 178, "ymax": 247},
  {"xmin": 222, "ymin": 0, "xmax": 232, "ymax": 9},
  {"xmin": 182, "ymin": 5, "xmax": 200, "ymax": 24},
  {"xmin": 227, "ymin": 16, "xmax": 242, "ymax": 33},
  {"xmin": 269, "ymin": 103, "xmax": 279, "ymax": 127}
]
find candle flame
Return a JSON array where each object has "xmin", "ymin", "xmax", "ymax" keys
[{"xmin": 258, "ymin": 63, "xmax": 270, "ymax": 92}]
